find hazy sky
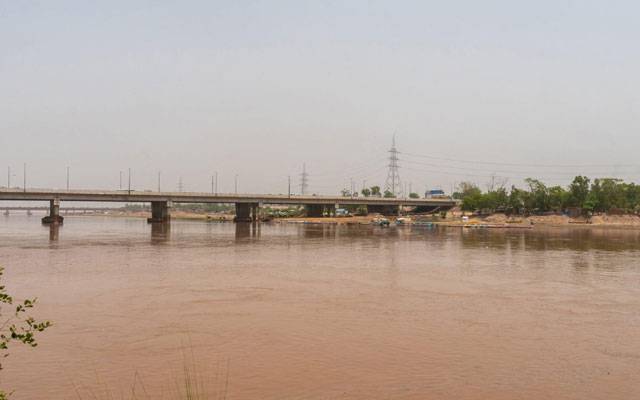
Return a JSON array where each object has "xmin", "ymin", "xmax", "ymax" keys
[{"xmin": 2, "ymin": 1, "xmax": 639, "ymax": 195}]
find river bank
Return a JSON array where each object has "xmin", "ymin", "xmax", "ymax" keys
[{"xmin": 81, "ymin": 210, "xmax": 640, "ymax": 229}]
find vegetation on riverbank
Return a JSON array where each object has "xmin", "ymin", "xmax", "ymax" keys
[{"xmin": 454, "ymin": 176, "xmax": 640, "ymax": 215}]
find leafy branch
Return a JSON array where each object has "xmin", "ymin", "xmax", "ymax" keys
[{"xmin": 0, "ymin": 267, "xmax": 51, "ymax": 398}]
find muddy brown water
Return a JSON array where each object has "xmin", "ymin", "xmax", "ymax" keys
[{"xmin": 0, "ymin": 216, "xmax": 639, "ymax": 399}]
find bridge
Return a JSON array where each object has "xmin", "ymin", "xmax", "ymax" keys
[
  {"xmin": 1, "ymin": 206, "xmax": 122, "ymax": 215},
  {"xmin": 0, "ymin": 188, "xmax": 456, "ymax": 224}
]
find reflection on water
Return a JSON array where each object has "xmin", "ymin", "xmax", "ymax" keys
[
  {"xmin": 48, "ymin": 223, "xmax": 60, "ymax": 241},
  {"xmin": 0, "ymin": 216, "xmax": 639, "ymax": 400},
  {"xmin": 150, "ymin": 222, "xmax": 170, "ymax": 243}
]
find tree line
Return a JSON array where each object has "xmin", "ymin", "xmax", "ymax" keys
[
  {"xmin": 454, "ymin": 176, "xmax": 640, "ymax": 214},
  {"xmin": 342, "ymin": 185, "xmax": 420, "ymax": 199}
]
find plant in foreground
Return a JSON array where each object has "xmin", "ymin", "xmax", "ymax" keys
[{"xmin": 0, "ymin": 266, "xmax": 51, "ymax": 398}]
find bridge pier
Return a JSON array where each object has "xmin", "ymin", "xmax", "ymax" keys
[
  {"xmin": 234, "ymin": 203, "xmax": 252, "ymax": 222},
  {"xmin": 366, "ymin": 204, "xmax": 400, "ymax": 216},
  {"xmin": 251, "ymin": 204, "xmax": 258, "ymax": 222},
  {"xmin": 42, "ymin": 199, "xmax": 64, "ymax": 224},
  {"xmin": 147, "ymin": 201, "xmax": 172, "ymax": 223}
]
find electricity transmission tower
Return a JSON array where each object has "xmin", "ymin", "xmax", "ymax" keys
[
  {"xmin": 384, "ymin": 136, "xmax": 402, "ymax": 197},
  {"xmin": 300, "ymin": 163, "xmax": 309, "ymax": 195}
]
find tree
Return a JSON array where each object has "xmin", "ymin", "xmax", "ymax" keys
[
  {"xmin": 568, "ymin": 176, "xmax": 590, "ymax": 208},
  {"xmin": 524, "ymin": 178, "xmax": 549, "ymax": 212},
  {"xmin": 340, "ymin": 188, "xmax": 351, "ymax": 197},
  {"xmin": 0, "ymin": 267, "xmax": 51, "ymax": 398},
  {"xmin": 383, "ymin": 190, "xmax": 395, "ymax": 198},
  {"xmin": 361, "ymin": 188, "xmax": 371, "ymax": 197},
  {"xmin": 409, "ymin": 192, "xmax": 419, "ymax": 199},
  {"xmin": 480, "ymin": 187, "xmax": 508, "ymax": 212},
  {"xmin": 624, "ymin": 183, "xmax": 640, "ymax": 212},
  {"xmin": 548, "ymin": 185, "xmax": 568, "ymax": 211},
  {"xmin": 590, "ymin": 178, "xmax": 625, "ymax": 212},
  {"xmin": 455, "ymin": 182, "xmax": 482, "ymax": 211},
  {"xmin": 508, "ymin": 186, "xmax": 526, "ymax": 214},
  {"xmin": 370, "ymin": 186, "xmax": 381, "ymax": 197}
]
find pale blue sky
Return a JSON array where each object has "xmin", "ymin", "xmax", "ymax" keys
[{"xmin": 2, "ymin": 1, "xmax": 639, "ymax": 194}]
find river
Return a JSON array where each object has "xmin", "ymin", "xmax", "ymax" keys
[{"xmin": 0, "ymin": 215, "xmax": 639, "ymax": 399}]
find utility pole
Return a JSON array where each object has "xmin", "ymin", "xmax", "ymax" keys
[
  {"xmin": 128, "ymin": 168, "xmax": 131, "ymax": 195},
  {"xmin": 23, "ymin": 163, "xmax": 26, "ymax": 192},
  {"xmin": 215, "ymin": 171, "xmax": 218, "ymax": 195},
  {"xmin": 178, "ymin": 177, "xmax": 183, "ymax": 192},
  {"xmin": 157, "ymin": 171, "xmax": 161, "ymax": 192},
  {"xmin": 211, "ymin": 175, "xmax": 214, "ymax": 194},
  {"xmin": 7, "ymin": 166, "xmax": 10, "ymax": 188},
  {"xmin": 409, "ymin": 182, "xmax": 412, "ymax": 197},
  {"xmin": 288, "ymin": 175, "xmax": 291, "ymax": 198},
  {"xmin": 350, "ymin": 178, "xmax": 354, "ymax": 198},
  {"xmin": 300, "ymin": 163, "xmax": 308, "ymax": 195},
  {"xmin": 234, "ymin": 174, "xmax": 238, "ymax": 194},
  {"xmin": 362, "ymin": 180, "xmax": 366, "ymax": 195},
  {"xmin": 119, "ymin": 171, "xmax": 123, "ymax": 190},
  {"xmin": 66, "ymin": 166, "xmax": 70, "ymax": 191}
]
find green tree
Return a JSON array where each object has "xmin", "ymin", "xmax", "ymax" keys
[
  {"xmin": 624, "ymin": 183, "xmax": 640, "ymax": 212},
  {"xmin": 370, "ymin": 186, "xmax": 381, "ymax": 197},
  {"xmin": 361, "ymin": 188, "xmax": 371, "ymax": 197},
  {"xmin": 548, "ymin": 185, "xmax": 568, "ymax": 211},
  {"xmin": 478, "ymin": 188, "xmax": 508, "ymax": 212},
  {"xmin": 409, "ymin": 192, "xmax": 420, "ymax": 199},
  {"xmin": 0, "ymin": 267, "xmax": 51, "ymax": 399},
  {"xmin": 592, "ymin": 178, "xmax": 625, "ymax": 212},
  {"xmin": 455, "ymin": 182, "xmax": 482, "ymax": 212},
  {"xmin": 508, "ymin": 186, "xmax": 526, "ymax": 214},
  {"xmin": 383, "ymin": 190, "xmax": 395, "ymax": 198},
  {"xmin": 568, "ymin": 176, "xmax": 590, "ymax": 208},
  {"xmin": 524, "ymin": 178, "xmax": 549, "ymax": 212}
]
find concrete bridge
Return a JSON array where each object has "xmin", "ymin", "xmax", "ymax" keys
[
  {"xmin": 0, "ymin": 188, "xmax": 456, "ymax": 224},
  {"xmin": 1, "ymin": 206, "xmax": 122, "ymax": 215}
]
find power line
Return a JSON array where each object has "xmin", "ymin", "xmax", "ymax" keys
[
  {"xmin": 400, "ymin": 158, "xmax": 631, "ymax": 177},
  {"xmin": 398, "ymin": 150, "xmax": 640, "ymax": 169}
]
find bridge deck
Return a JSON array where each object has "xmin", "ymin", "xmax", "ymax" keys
[{"xmin": 0, "ymin": 188, "xmax": 456, "ymax": 207}]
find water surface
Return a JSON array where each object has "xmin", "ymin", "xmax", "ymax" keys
[{"xmin": 0, "ymin": 215, "xmax": 639, "ymax": 399}]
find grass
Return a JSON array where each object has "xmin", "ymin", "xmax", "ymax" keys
[{"xmin": 73, "ymin": 348, "xmax": 229, "ymax": 400}]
